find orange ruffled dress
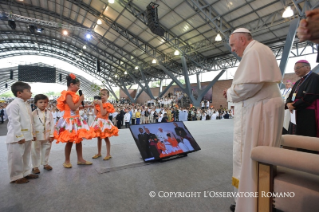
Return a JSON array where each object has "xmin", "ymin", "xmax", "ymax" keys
[
  {"xmin": 91, "ymin": 102, "xmax": 119, "ymax": 139},
  {"xmin": 54, "ymin": 90, "xmax": 94, "ymax": 143}
]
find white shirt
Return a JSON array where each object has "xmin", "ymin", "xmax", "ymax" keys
[
  {"xmin": 32, "ymin": 108, "xmax": 54, "ymax": 140},
  {"xmin": 124, "ymin": 113, "xmax": 131, "ymax": 122},
  {"xmin": 179, "ymin": 138, "xmax": 194, "ymax": 152},
  {"xmin": 6, "ymin": 98, "xmax": 33, "ymax": 143},
  {"xmin": 156, "ymin": 131, "xmax": 167, "ymax": 142}
]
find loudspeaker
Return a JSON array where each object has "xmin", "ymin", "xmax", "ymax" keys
[
  {"xmin": 97, "ymin": 59, "xmax": 101, "ymax": 72},
  {"xmin": 10, "ymin": 70, "xmax": 13, "ymax": 80},
  {"xmin": 59, "ymin": 73, "xmax": 62, "ymax": 82},
  {"xmin": 5, "ymin": 83, "xmax": 7, "ymax": 88},
  {"xmin": 146, "ymin": 3, "xmax": 164, "ymax": 36},
  {"xmin": 8, "ymin": 20, "xmax": 16, "ymax": 30}
]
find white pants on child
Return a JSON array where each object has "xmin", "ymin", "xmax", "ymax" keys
[
  {"xmin": 31, "ymin": 140, "xmax": 51, "ymax": 168},
  {"xmin": 7, "ymin": 140, "xmax": 32, "ymax": 181}
]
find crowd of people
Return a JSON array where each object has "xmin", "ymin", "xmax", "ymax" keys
[{"xmin": 1, "ymin": 94, "xmax": 232, "ymax": 130}]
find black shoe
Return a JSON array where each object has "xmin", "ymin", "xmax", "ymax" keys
[{"xmin": 230, "ymin": 204, "xmax": 236, "ymax": 212}]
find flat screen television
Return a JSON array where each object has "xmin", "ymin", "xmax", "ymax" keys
[{"xmin": 129, "ymin": 122, "xmax": 201, "ymax": 162}]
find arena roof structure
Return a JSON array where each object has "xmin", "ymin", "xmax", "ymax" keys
[
  {"xmin": 0, "ymin": 62, "xmax": 103, "ymax": 97},
  {"xmin": 0, "ymin": 0, "xmax": 318, "ymax": 102}
]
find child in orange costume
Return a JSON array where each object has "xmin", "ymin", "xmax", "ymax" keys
[
  {"xmin": 54, "ymin": 73, "xmax": 94, "ymax": 168},
  {"xmin": 157, "ymin": 141, "xmax": 169, "ymax": 158},
  {"xmin": 167, "ymin": 133, "xmax": 183, "ymax": 154},
  {"xmin": 91, "ymin": 89, "xmax": 119, "ymax": 160}
]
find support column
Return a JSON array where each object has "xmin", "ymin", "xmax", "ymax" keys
[
  {"xmin": 134, "ymin": 87, "xmax": 145, "ymax": 101},
  {"xmin": 140, "ymin": 68, "xmax": 155, "ymax": 99},
  {"xmin": 158, "ymin": 61, "xmax": 186, "ymax": 92},
  {"xmin": 159, "ymin": 80, "xmax": 163, "ymax": 93},
  {"xmin": 279, "ymin": 18, "xmax": 300, "ymax": 77},
  {"xmin": 158, "ymin": 80, "xmax": 174, "ymax": 98},
  {"xmin": 181, "ymin": 56, "xmax": 196, "ymax": 104},
  {"xmin": 195, "ymin": 70, "xmax": 226, "ymax": 106},
  {"xmin": 135, "ymin": 85, "xmax": 140, "ymax": 99},
  {"xmin": 119, "ymin": 81, "xmax": 135, "ymax": 103},
  {"xmin": 196, "ymin": 73, "xmax": 201, "ymax": 90},
  {"xmin": 104, "ymin": 83, "xmax": 118, "ymax": 100}
]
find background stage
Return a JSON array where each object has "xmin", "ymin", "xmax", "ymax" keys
[{"xmin": 0, "ymin": 120, "xmax": 234, "ymax": 212}]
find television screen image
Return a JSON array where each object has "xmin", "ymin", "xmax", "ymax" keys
[{"xmin": 129, "ymin": 122, "xmax": 201, "ymax": 162}]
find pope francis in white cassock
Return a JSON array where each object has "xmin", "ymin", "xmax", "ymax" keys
[{"xmin": 225, "ymin": 28, "xmax": 284, "ymax": 212}]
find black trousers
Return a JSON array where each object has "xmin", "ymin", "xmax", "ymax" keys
[
  {"xmin": 125, "ymin": 122, "xmax": 130, "ymax": 128},
  {"xmin": 132, "ymin": 119, "xmax": 135, "ymax": 125},
  {"xmin": 117, "ymin": 120, "xmax": 122, "ymax": 129},
  {"xmin": 0, "ymin": 115, "xmax": 3, "ymax": 123}
]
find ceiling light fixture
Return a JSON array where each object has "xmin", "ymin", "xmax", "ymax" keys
[
  {"xmin": 83, "ymin": 45, "xmax": 87, "ymax": 49},
  {"xmin": 86, "ymin": 34, "xmax": 92, "ymax": 39},
  {"xmin": 215, "ymin": 33, "xmax": 222, "ymax": 41},
  {"xmin": 97, "ymin": 19, "xmax": 102, "ymax": 25},
  {"xmin": 62, "ymin": 30, "xmax": 68, "ymax": 36},
  {"xmin": 109, "ymin": 0, "xmax": 114, "ymax": 3},
  {"xmin": 282, "ymin": 6, "xmax": 294, "ymax": 18},
  {"xmin": 174, "ymin": 50, "xmax": 180, "ymax": 55},
  {"xmin": 152, "ymin": 59, "xmax": 156, "ymax": 64},
  {"xmin": 135, "ymin": 66, "xmax": 138, "ymax": 69},
  {"xmin": 37, "ymin": 28, "xmax": 44, "ymax": 33},
  {"xmin": 124, "ymin": 71, "xmax": 127, "ymax": 75}
]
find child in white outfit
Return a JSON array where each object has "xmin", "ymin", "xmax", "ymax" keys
[
  {"xmin": 6, "ymin": 82, "xmax": 39, "ymax": 184},
  {"xmin": 31, "ymin": 94, "xmax": 54, "ymax": 174}
]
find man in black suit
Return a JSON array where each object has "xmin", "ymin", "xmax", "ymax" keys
[
  {"xmin": 137, "ymin": 128, "xmax": 150, "ymax": 159},
  {"xmin": 223, "ymin": 111, "xmax": 230, "ymax": 119},
  {"xmin": 173, "ymin": 122, "xmax": 199, "ymax": 150},
  {"xmin": 286, "ymin": 60, "xmax": 319, "ymax": 143},
  {"xmin": 144, "ymin": 128, "xmax": 160, "ymax": 159},
  {"xmin": 0, "ymin": 107, "xmax": 4, "ymax": 124},
  {"xmin": 173, "ymin": 122, "xmax": 187, "ymax": 137}
]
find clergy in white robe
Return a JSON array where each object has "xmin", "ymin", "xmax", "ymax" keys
[
  {"xmin": 178, "ymin": 109, "xmax": 183, "ymax": 121},
  {"xmin": 182, "ymin": 110, "xmax": 188, "ymax": 121},
  {"xmin": 156, "ymin": 128, "xmax": 173, "ymax": 153},
  {"xmin": 225, "ymin": 28, "xmax": 284, "ymax": 212}
]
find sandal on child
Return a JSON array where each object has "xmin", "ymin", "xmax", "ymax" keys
[
  {"xmin": 32, "ymin": 167, "xmax": 40, "ymax": 174},
  {"xmin": 44, "ymin": 165, "xmax": 53, "ymax": 171},
  {"xmin": 63, "ymin": 163, "xmax": 72, "ymax": 168},
  {"xmin": 92, "ymin": 154, "xmax": 101, "ymax": 159},
  {"xmin": 103, "ymin": 156, "xmax": 112, "ymax": 161},
  {"xmin": 25, "ymin": 174, "xmax": 39, "ymax": 179},
  {"xmin": 10, "ymin": 178, "xmax": 29, "ymax": 184},
  {"xmin": 77, "ymin": 161, "xmax": 92, "ymax": 165}
]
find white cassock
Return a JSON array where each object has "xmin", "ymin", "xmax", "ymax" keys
[
  {"xmin": 280, "ymin": 88, "xmax": 292, "ymax": 131},
  {"xmin": 6, "ymin": 98, "xmax": 33, "ymax": 181},
  {"xmin": 227, "ymin": 40, "xmax": 284, "ymax": 212},
  {"xmin": 178, "ymin": 138, "xmax": 194, "ymax": 152},
  {"xmin": 183, "ymin": 110, "xmax": 188, "ymax": 121},
  {"xmin": 201, "ymin": 113, "xmax": 206, "ymax": 121},
  {"xmin": 31, "ymin": 108, "xmax": 54, "ymax": 168},
  {"xmin": 210, "ymin": 113, "xmax": 217, "ymax": 120},
  {"xmin": 178, "ymin": 109, "xmax": 183, "ymax": 121},
  {"xmin": 156, "ymin": 131, "xmax": 172, "ymax": 153}
]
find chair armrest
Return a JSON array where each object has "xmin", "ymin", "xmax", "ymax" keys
[
  {"xmin": 251, "ymin": 146, "xmax": 319, "ymax": 176},
  {"xmin": 282, "ymin": 135, "xmax": 319, "ymax": 151}
]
